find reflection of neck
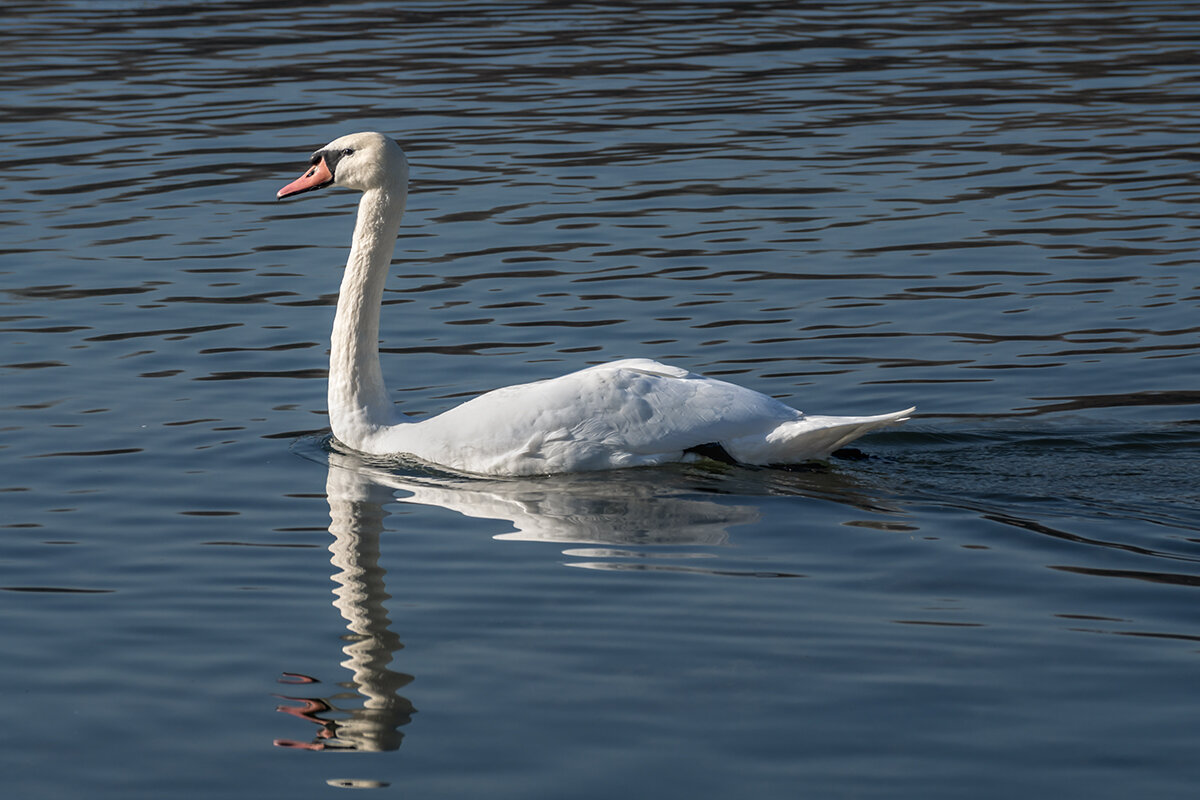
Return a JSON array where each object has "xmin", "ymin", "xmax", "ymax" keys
[
  {"xmin": 328, "ymin": 187, "xmax": 406, "ymax": 450},
  {"xmin": 326, "ymin": 467, "xmax": 413, "ymax": 747}
]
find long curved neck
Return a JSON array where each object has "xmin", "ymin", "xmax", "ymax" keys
[{"xmin": 328, "ymin": 187, "xmax": 407, "ymax": 449}]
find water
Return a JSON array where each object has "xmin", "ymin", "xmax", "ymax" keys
[{"xmin": 3, "ymin": 1, "xmax": 1199, "ymax": 797}]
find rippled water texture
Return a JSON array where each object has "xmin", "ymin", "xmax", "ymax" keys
[{"xmin": 3, "ymin": 2, "xmax": 1199, "ymax": 798}]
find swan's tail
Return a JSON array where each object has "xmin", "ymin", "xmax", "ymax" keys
[{"xmin": 727, "ymin": 407, "xmax": 915, "ymax": 465}]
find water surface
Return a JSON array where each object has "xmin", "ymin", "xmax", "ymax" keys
[{"xmin": 2, "ymin": 2, "xmax": 1199, "ymax": 798}]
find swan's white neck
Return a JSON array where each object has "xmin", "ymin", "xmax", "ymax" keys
[{"xmin": 328, "ymin": 186, "xmax": 407, "ymax": 449}]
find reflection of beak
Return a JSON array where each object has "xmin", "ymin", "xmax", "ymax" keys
[
  {"xmin": 277, "ymin": 155, "xmax": 334, "ymax": 199},
  {"xmin": 273, "ymin": 738, "xmax": 326, "ymax": 750}
]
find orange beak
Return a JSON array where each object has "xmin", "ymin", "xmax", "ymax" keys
[{"xmin": 277, "ymin": 156, "xmax": 334, "ymax": 199}]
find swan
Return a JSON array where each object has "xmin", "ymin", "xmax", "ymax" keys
[{"xmin": 277, "ymin": 131, "xmax": 914, "ymax": 476}]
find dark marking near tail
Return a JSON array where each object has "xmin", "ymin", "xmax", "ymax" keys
[{"xmin": 685, "ymin": 442, "xmax": 738, "ymax": 464}]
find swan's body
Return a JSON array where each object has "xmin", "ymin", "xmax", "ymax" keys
[{"xmin": 278, "ymin": 132, "xmax": 913, "ymax": 476}]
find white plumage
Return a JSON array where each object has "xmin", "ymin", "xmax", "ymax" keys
[{"xmin": 277, "ymin": 132, "xmax": 913, "ymax": 477}]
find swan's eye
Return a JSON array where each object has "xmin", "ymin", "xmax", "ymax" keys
[{"xmin": 341, "ymin": 148, "xmax": 355, "ymax": 156}]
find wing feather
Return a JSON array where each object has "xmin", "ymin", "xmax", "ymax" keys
[
  {"xmin": 378, "ymin": 359, "xmax": 800, "ymax": 473},
  {"xmin": 368, "ymin": 358, "xmax": 907, "ymax": 475}
]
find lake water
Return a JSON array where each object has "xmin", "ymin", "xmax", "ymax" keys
[{"xmin": 3, "ymin": 1, "xmax": 1199, "ymax": 797}]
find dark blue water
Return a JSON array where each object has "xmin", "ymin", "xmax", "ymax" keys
[{"xmin": 3, "ymin": 2, "xmax": 1199, "ymax": 797}]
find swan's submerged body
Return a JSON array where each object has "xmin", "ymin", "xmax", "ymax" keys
[{"xmin": 278, "ymin": 132, "xmax": 913, "ymax": 477}]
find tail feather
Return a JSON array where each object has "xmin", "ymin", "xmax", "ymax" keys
[{"xmin": 725, "ymin": 407, "xmax": 914, "ymax": 465}]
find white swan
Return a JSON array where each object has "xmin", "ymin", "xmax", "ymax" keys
[{"xmin": 277, "ymin": 132, "xmax": 914, "ymax": 476}]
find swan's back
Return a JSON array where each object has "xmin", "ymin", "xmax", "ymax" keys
[{"xmin": 364, "ymin": 359, "xmax": 910, "ymax": 475}]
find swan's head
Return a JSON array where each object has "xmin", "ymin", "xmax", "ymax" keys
[{"xmin": 277, "ymin": 131, "xmax": 408, "ymax": 199}]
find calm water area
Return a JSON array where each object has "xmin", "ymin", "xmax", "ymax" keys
[{"xmin": 3, "ymin": 1, "xmax": 1199, "ymax": 797}]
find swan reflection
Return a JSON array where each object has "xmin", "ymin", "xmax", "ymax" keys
[
  {"xmin": 274, "ymin": 445, "xmax": 902, "ymax": 750},
  {"xmin": 273, "ymin": 464, "xmax": 415, "ymax": 752},
  {"xmin": 329, "ymin": 451, "xmax": 763, "ymax": 547}
]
